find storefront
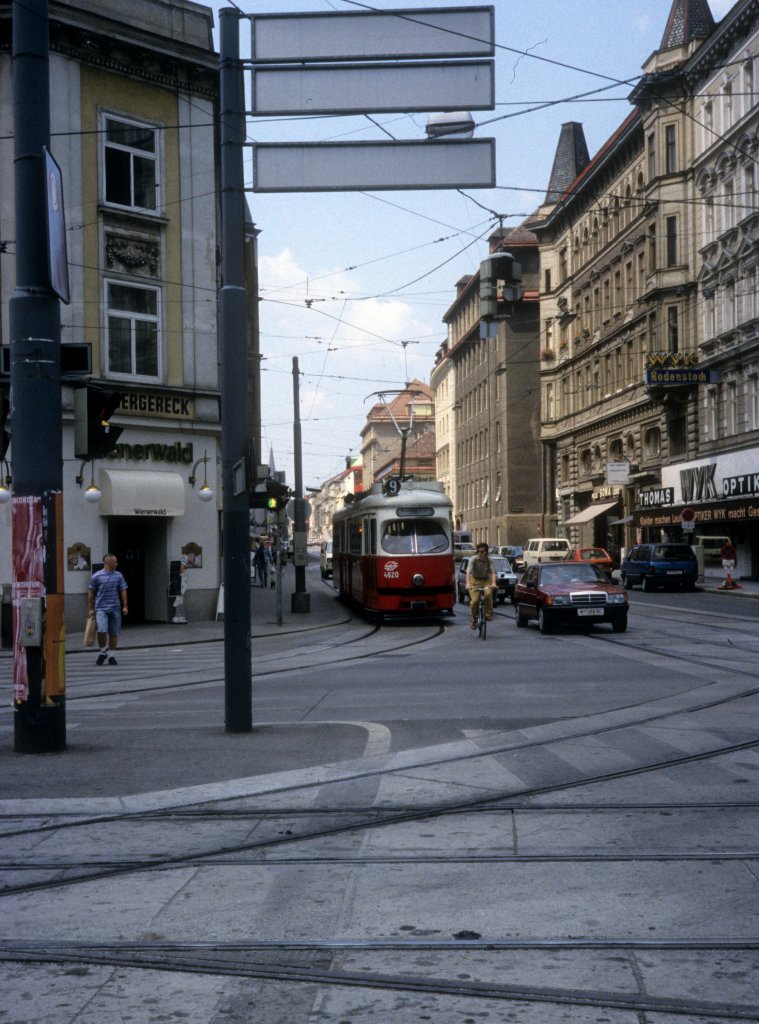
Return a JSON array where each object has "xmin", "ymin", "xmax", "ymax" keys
[{"xmin": 632, "ymin": 451, "xmax": 759, "ymax": 579}]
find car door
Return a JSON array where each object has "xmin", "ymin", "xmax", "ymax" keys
[{"xmin": 519, "ymin": 565, "xmax": 539, "ymax": 618}]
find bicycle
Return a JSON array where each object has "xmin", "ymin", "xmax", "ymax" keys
[{"xmin": 472, "ymin": 586, "xmax": 488, "ymax": 639}]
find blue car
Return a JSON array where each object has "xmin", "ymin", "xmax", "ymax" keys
[{"xmin": 620, "ymin": 543, "xmax": 698, "ymax": 592}]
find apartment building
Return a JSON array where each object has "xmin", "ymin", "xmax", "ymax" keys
[
  {"xmin": 0, "ymin": 0, "xmax": 221, "ymax": 627},
  {"xmin": 433, "ymin": 227, "xmax": 541, "ymax": 546},
  {"xmin": 529, "ymin": 0, "xmax": 715, "ymax": 556}
]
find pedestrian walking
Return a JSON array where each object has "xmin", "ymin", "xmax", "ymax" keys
[
  {"xmin": 253, "ymin": 539, "xmax": 271, "ymax": 588},
  {"xmin": 87, "ymin": 554, "xmax": 128, "ymax": 665},
  {"xmin": 718, "ymin": 540, "xmax": 740, "ymax": 590}
]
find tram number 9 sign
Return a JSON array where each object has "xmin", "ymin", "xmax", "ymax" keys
[{"xmin": 383, "ymin": 477, "xmax": 402, "ymax": 497}]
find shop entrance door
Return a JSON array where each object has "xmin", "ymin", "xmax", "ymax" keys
[{"xmin": 108, "ymin": 518, "xmax": 147, "ymax": 623}]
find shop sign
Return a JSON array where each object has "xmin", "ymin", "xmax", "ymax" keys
[
  {"xmin": 107, "ymin": 442, "xmax": 194, "ymax": 465},
  {"xmin": 593, "ymin": 485, "xmax": 622, "ymax": 501},
  {"xmin": 638, "ymin": 487, "xmax": 674, "ymax": 508},
  {"xmin": 661, "ymin": 451, "xmax": 759, "ymax": 506},
  {"xmin": 117, "ymin": 391, "xmax": 195, "ymax": 420},
  {"xmin": 643, "ymin": 352, "xmax": 716, "ymax": 387}
]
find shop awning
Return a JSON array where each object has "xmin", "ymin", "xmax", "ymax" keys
[
  {"xmin": 608, "ymin": 515, "xmax": 633, "ymax": 526},
  {"xmin": 564, "ymin": 500, "xmax": 618, "ymax": 526},
  {"xmin": 99, "ymin": 470, "xmax": 186, "ymax": 517}
]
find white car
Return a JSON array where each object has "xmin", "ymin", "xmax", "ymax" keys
[{"xmin": 522, "ymin": 537, "xmax": 572, "ymax": 565}]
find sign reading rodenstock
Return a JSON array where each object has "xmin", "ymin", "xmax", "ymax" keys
[{"xmin": 247, "ymin": 6, "xmax": 496, "ymax": 193}]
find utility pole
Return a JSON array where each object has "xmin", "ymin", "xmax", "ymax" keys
[
  {"xmin": 291, "ymin": 357, "xmax": 310, "ymax": 613},
  {"xmin": 9, "ymin": 0, "xmax": 66, "ymax": 753},
  {"xmin": 219, "ymin": 8, "xmax": 252, "ymax": 732}
]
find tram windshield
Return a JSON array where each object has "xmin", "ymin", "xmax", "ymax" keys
[{"xmin": 381, "ymin": 519, "xmax": 449, "ymax": 555}]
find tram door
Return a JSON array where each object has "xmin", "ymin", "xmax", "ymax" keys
[{"xmin": 107, "ymin": 517, "xmax": 147, "ymax": 623}]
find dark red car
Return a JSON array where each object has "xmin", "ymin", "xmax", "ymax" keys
[{"xmin": 514, "ymin": 560, "xmax": 628, "ymax": 634}]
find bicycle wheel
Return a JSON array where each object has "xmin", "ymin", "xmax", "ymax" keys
[{"xmin": 478, "ymin": 597, "xmax": 486, "ymax": 639}]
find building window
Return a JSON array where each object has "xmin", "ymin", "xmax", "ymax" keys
[
  {"xmin": 665, "ymin": 124, "xmax": 677, "ymax": 174},
  {"xmin": 726, "ymin": 381, "xmax": 737, "ymax": 436},
  {"xmin": 643, "ymin": 426, "xmax": 661, "ymax": 459},
  {"xmin": 748, "ymin": 376, "xmax": 759, "ymax": 432},
  {"xmin": 103, "ymin": 115, "xmax": 158, "ymax": 212},
  {"xmin": 665, "ymin": 216, "xmax": 678, "ymax": 266},
  {"xmin": 106, "ymin": 281, "xmax": 160, "ymax": 379},
  {"xmin": 703, "ymin": 101, "xmax": 713, "ymax": 148},
  {"xmin": 544, "ymin": 268, "xmax": 552, "ymax": 293},
  {"xmin": 666, "ymin": 306, "xmax": 679, "ymax": 352},
  {"xmin": 648, "ymin": 221, "xmax": 657, "ymax": 272},
  {"xmin": 647, "ymin": 131, "xmax": 656, "ymax": 179}
]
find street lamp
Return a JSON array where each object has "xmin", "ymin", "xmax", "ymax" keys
[
  {"xmin": 425, "ymin": 111, "xmax": 475, "ymax": 139},
  {"xmin": 75, "ymin": 459, "xmax": 101, "ymax": 503},
  {"xmin": 189, "ymin": 450, "xmax": 214, "ymax": 502}
]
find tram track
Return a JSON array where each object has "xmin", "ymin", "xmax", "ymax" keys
[
  {"xmin": 3, "ymin": 597, "xmax": 758, "ymax": 1022},
  {"xmin": 0, "ymin": 941, "xmax": 756, "ymax": 1021}
]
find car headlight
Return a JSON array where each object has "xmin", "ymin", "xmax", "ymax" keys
[
  {"xmin": 607, "ymin": 593, "xmax": 627, "ymax": 604},
  {"xmin": 548, "ymin": 594, "xmax": 571, "ymax": 606}
]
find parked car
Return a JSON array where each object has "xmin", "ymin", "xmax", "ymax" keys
[
  {"xmin": 456, "ymin": 555, "xmax": 518, "ymax": 605},
  {"xmin": 563, "ymin": 546, "xmax": 614, "ymax": 579},
  {"xmin": 319, "ymin": 540, "xmax": 333, "ymax": 578},
  {"xmin": 453, "ymin": 542, "xmax": 476, "ymax": 563},
  {"xmin": 498, "ymin": 545, "xmax": 525, "ymax": 572},
  {"xmin": 514, "ymin": 561, "xmax": 629, "ymax": 633},
  {"xmin": 620, "ymin": 543, "xmax": 698, "ymax": 591},
  {"xmin": 523, "ymin": 537, "xmax": 572, "ymax": 565}
]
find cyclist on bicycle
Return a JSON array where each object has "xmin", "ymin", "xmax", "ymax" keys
[{"xmin": 467, "ymin": 542, "xmax": 497, "ymax": 630}]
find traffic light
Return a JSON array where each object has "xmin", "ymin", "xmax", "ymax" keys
[
  {"xmin": 479, "ymin": 252, "xmax": 523, "ymax": 321},
  {"xmin": 74, "ymin": 384, "xmax": 124, "ymax": 459},
  {"xmin": 266, "ymin": 479, "xmax": 289, "ymax": 513}
]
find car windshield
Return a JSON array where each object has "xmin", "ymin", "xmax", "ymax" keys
[
  {"xmin": 381, "ymin": 520, "xmax": 449, "ymax": 554},
  {"xmin": 490, "ymin": 557, "xmax": 512, "ymax": 573},
  {"xmin": 541, "ymin": 563, "xmax": 604, "ymax": 585}
]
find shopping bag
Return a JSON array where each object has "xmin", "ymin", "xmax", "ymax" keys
[{"xmin": 83, "ymin": 615, "xmax": 96, "ymax": 647}]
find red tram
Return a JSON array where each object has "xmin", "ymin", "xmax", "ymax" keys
[{"xmin": 332, "ymin": 480, "xmax": 455, "ymax": 616}]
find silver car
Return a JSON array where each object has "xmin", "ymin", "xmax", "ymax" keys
[{"xmin": 456, "ymin": 555, "xmax": 518, "ymax": 604}]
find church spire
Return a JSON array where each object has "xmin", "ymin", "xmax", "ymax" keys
[
  {"xmin": 659, "ymin": 0, "xmax": 715, "ymax": 50},
  {"xmin": 544, "ymin": 122, "xmax": 590, "ymax": 204}
]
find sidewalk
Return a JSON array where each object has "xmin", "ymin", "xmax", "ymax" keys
[{"xmin": 66, "ymin": 570, "xmax": 348, "ymax": 652}]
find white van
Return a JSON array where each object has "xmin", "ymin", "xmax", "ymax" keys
[
  {"xmin": 523, "ymin": 537, "xmax": 572, "ymax": 565},
  {"xmin": 694, "ymin": 535, "xmax": 731, "ymax": 564}
]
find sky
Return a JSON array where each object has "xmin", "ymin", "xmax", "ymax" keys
[{"xmin": 210, "ymin": 0, "xmax": 734, "ymax": 491}]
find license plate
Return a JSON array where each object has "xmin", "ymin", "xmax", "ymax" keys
[
  {"xmin": 666, "ymin": 570, "xmax": 683, "ymax": 575},
  {"xmin": 577, "ymin": 608, "xmax": 604, "ymax": 617}
]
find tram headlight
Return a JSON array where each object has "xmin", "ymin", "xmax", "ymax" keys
[{"xmin": 412, "ymin": 573, "xmax": 425, "ymax": 587}]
